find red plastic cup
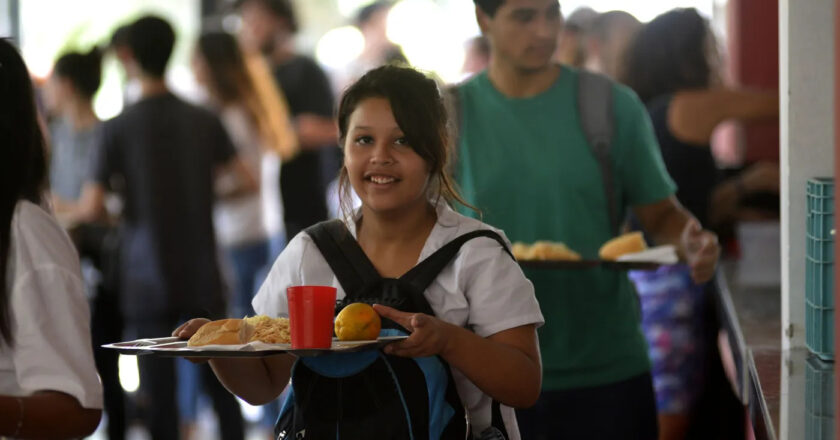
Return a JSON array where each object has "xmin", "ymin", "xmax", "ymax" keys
[{"xmin": 287, "ymin": 285, "xmax": 337, "ymax": 349}]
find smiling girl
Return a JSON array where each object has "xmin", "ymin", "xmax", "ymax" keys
[{"xmin": 175, "ymin": 65, "xmax": 543, "ymax": 439}]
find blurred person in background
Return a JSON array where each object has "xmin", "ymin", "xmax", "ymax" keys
[
  {"xmin": 193, "ymin": 30, "xmax": 296, "ymax": 323},
  {"xmin": 45, "ymin": 46, "xmax": 127, "ymax": 440},
  {"xmin": 186, "ymin": 30, "xmax": 297, "ymax": 438},
  {"xmin": 64, "ymin": 16, "xmax": 255, "ymax": 440},
  {"xmin": 460, "ymin": 35, "xmax": 491, "ymax": 80},
  {"xmin": 455, "ymin": 1, "xmax": 721, "ymax": 438},
  {"xmin": 108, "ymin": 25, "xmax": 142, "ymax": 107},
  {"xmin": 583, "ymin": 10, "xmax": 641, "ymax": 79},
  {"xmin": 552, "ymin": 6, "xmax": 596, "ymax": 67},
  {"xmin": 329, "ymin": 1, "xmax": 408, "ymax": 95},
  {"xmin": 0, "ymin": 37, "xmax": 103, "ymax": 440},
  {"xmin": 620, "ymin": 8, "xmax": 779, "ymax": 440},
  {"xmin": 237, "ymin": 0, "xmax": 338, "ymax": 240}
]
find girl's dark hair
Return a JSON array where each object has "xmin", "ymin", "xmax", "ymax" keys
[
  {"xmin": 336, "ymin": 65, "xmax": 476, "ymax": 219},
  {"xmin": 54, "ymin": 46, "xmax": 103, "ymax": 99},
  {"xmin": 620, "ymin": 8, "xmax": 718, "ymax": 103},
  {"xmin": 0, "ymin": 39, "xmax": 49, "ymax": 346}
]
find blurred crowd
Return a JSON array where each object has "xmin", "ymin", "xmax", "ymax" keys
[{"xmin": 1, "ymin": 0, "xmax": 779, "ymax": 439}]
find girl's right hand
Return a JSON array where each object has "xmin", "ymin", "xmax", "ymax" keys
[{"xmin": 172, "ymin": 318, "xmax": 210, "ymax": 339}]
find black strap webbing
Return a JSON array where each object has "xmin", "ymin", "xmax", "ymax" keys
[
  {"xmin": 577, "ymin": 70, "xmax": 618, "ymax": 235},
  {"xmin": 305, "ymin": 219, "xmax": 380, "ymax": 299},
  {"xmin": 401, "ymin": 229, "xmax": 512, "ymax": 294},
  {"xmin": 305, "ymin": 220, "xmax": 513, "ymax": 306}
]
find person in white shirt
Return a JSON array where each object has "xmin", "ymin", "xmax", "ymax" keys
[
  {"xmin": 190, "ymin": 30, "xmax": 299, "ymax": 438},
  {"xmin": 175, "ymin": 65, "xmax": 544, "ymax": 439},
  {"xmin": 0, "ymin": 38, "xmax": 103, "ymax": 439}
]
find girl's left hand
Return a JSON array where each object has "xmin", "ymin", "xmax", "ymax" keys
[{"xmin": 373, "ymin": 304, "xmax": 455, "ymax": 358}]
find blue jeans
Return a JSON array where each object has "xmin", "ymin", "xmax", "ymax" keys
[{"xmin": 227, "ymin": 239, "xmax": 271, "ymax": 318}]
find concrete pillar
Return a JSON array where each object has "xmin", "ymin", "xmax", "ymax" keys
[
  {"xmin": 779, "ymin": 0, "xmax": 835, "ymax": 352},
  {"xmin": 780, "ymin": 1, "xmax": 835, "ymax": 437}
]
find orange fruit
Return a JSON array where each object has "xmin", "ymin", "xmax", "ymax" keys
[{"xmin": 334, "ymin": 303, "xmax": 381, "ymax": 341}]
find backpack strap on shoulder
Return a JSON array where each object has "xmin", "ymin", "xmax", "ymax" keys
[
  {"xmin": 304, "ymin": 219, "xmax": 381, "ymax": 302},
  {"xmin": 400, "ymin": 229, "xmax": 512, "ymax": 295},
  {"xmin": 577, "ymin": 69, "xmax": 619, "ymax": 235}
]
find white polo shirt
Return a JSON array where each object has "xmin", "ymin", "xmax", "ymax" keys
[
  {"xmin": 0, "ymin": 201, "xmax": 103, "ymax": 410},
  {"xmin": 254, "ymin": 201, "xmax": 544, "ymax": 439}
]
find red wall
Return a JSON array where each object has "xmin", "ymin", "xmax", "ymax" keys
[{"xmin": 727, "ymin": 0, "xmax": 780, "ymax": 163}]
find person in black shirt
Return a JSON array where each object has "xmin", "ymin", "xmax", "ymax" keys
[
  {"xmin": 67, "ymin": 16, "xmax": 254, "ymax": 440},
  {"xmin": 238, "ymin": 0, "xmax": 339, "ymax": 240}
]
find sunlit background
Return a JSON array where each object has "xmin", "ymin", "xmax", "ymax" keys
[{"xmin": 10, "ymin": 0, "xmax": 726, "ymax": 121}]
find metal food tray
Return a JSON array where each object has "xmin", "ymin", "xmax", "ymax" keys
[
  {"xmin": 103, "ymin": 335, "xmax": 409, "ymax": 358},
  {"xmin": 517, "ymin": 259, "xmax": 664, "ymax": 271}
]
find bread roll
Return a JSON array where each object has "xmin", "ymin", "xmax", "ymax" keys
[
  {"xmin": 598, "ymin": 232, "xmax": 647, "ymax": 260},
  {"xmin": 512, "ymin": 242, "xmax": 534, "ymax": 260},
  {"xmin": 187, "ymin": 318, "xmax": 254, "ymax": 347},
  {"xmin": 530, "ymin": 241, "xmax": 582, "ymax": 261},
  {"xmin": 512, "ymin": 241, "xmax": 581, "ymax": 261}
]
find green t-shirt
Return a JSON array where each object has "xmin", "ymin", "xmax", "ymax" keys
[{"xmin": 455, "ymin": 67, "xmax": 677, "ymax": 389}]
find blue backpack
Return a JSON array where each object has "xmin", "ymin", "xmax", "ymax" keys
[{"xmin": 275, "ymin": 219, "xmax": 512, "ymax": 440}]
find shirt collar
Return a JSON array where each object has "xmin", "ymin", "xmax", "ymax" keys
[{"xmin": 345, "ymin": 198, "xmax": 463, "ymax": 262}]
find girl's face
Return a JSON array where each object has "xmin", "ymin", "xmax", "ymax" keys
[{"xmin": 344, "ymin": 97, "xmax": 431, "ymax": 217}]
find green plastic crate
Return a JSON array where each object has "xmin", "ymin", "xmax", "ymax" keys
[
  {"xmin": 806, "ymin": 355, "xmax": 834, "ymax": 440},
  {"xmin": 806, "ymin": 178, "xmax": 835, "ymax": 360}
]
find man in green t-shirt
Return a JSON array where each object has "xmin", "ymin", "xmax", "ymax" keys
[{"xmin": 455, "ymin": 1, "xmax": 721, "ymax": 438}]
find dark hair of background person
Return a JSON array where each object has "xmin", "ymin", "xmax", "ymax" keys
[
  {"xmin": 0, "ymin": 39, "xmax": 49, "ymax": 346},
  {"xmin": 335, "ymin": 65, "xmax": 477, "ymax": 217},
  {"xmin": 54, "ymin": 47, "xmax": 104, "ymax": 99},
  {"xmin": 236, "ymin": 0, "xmax": 299, "ymax": 33},
  {"xmin": 621, "ymin": 7, "xmax": 718, "ymax": 103},
  {"xmin": 473, "ymin": 0, "xmax": 504, "ymax": 17},
  {"xmin": 127, "ymin": 15, "xmax": 176, "ymax": 78},
  {"xmin": 354, "ymin": 1, "xmax": 392, "ymax": 27},
  {"xmin": 197, "ymin": 32, "xmax": 254, "ymax": 104},
  {"xmin": 196, "ymin": 31, "xmax": 280, "ymax": 150},
  {"xmin": 588, "ymin": 10, "xmax": 639, "ymax": 42},
  {"xmin": 109, "ymin": 24, "xmax": 130, "ymax": 50}
]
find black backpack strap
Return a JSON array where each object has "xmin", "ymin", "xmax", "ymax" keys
[
  {"xmin": 400, "ymin": 229, "xmax": 512, "ymax": 294},
  {"xmin": 304, "ymin": 219, "xmax": 381, "ymax": 302},
  {"xmin": 577, "ymin": 69, "xmax": 619, "ymax": 235}
]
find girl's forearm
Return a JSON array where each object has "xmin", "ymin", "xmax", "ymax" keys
[
  {"xmin": 440, "ymin": 325, "xmax": 541, "ymax": 408},
  {"xmin": 209, "ymin": 354, "xmax": 295, "ymax": 405}
]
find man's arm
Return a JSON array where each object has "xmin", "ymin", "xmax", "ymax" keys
[{"xmin": 633, "ymin": 196, "xmax": 720, "ymax": 283}]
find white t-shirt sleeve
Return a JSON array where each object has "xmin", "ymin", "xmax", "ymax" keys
[
  {"xmin": 456, "ymin": 235, "xmax": 544, "ymax": 338},
  {"xmin": 252, "ymin": 233, "xmax": 307, "ymax": 317},
  {"xmin": 8, "ymin": 202, "xmax": 103, "ymax": 409}
]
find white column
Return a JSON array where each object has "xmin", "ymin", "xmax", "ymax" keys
[
  {"xmin": 779, "ymin": 0, "xmax": 835, "ymax": 352},
  {"xmin": 779, "ymin": 1, "xmax": 835, "ymax": 438}
]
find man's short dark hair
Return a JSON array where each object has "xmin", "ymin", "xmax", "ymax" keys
[
  {"xmin": 474, "ymin": 0, "xmax": 504, "ymax": 17},
  {"xmin": 127, "ymin": 15, "xmax": 175, "ymax": 78},
  {"xmin": 237, "ymin": 0, "xmax": 299, "ymax": 33}
]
